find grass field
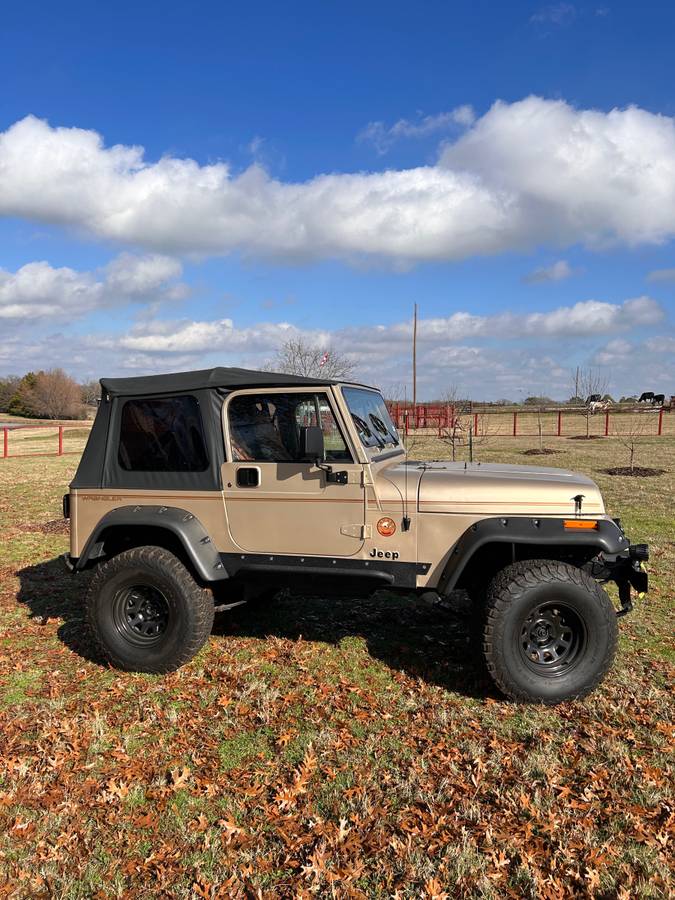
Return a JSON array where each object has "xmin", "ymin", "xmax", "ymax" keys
[{"xmin": 0, "ymin": 432, "xmax": 672, "ymax": 898}]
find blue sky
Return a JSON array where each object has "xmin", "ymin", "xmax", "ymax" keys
[{"xmin": 1, "ymin": 0, "xmax": 674, "ymax": 398}]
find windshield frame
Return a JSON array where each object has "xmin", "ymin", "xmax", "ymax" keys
[{"xmin": 340, "ymin": 386, "xmax": 401, "ymax": 452}]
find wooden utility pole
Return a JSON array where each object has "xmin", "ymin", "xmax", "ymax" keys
[{"xmin": 412, "ymin": 303, "xmax": 418, "ymax": 420}]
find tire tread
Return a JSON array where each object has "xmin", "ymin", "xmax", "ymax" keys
[
  {"xmin": 483, "ymin": 559, "xmax": 617, "ymax": 704},
  {"xmin": 85, "ymin": 545, "xmax": 214, "ymax": 673}
]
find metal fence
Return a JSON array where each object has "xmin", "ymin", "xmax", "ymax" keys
[
  {"xmin": 386, "ymin": 404, "xmax": 671, "ymax": 438},
  {"xmin": 0, "ymin": 424, "xmax": 91, "ymax": 460}
]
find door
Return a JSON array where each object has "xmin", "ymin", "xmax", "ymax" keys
[{"xmin": 221, "ymin": 390, "xmax": 366, "ymax": 556}]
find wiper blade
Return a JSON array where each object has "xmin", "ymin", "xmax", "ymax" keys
[
  {"xmin": 369, "ymin": 413, "xmax": 398, "ymax": 445},
  {"xmin": 353, "ymin": 413, "xmax": 384, "ymax": 448}
]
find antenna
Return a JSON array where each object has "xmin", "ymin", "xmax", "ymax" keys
[
  {"xmin": 412, "ymin": 303, "xmax": 418, "ymax": 424},
  {"xmin": 403, "ymin": 384, "xmax": 410, "ymax": 531}
]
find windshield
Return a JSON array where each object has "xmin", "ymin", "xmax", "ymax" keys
[{"xmin": 342, "ymin": 387, "xmax": 400, "ymax": 450}]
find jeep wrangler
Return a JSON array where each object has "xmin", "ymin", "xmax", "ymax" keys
[{"xmin": 62, "ymin": 367, "xmax": 648, "ymax": 703}]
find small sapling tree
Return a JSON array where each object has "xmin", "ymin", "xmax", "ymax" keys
[
  {"xmin": 572, "ymin": 368, "xmax": 609, "ymax": 437},
  {"xmin": 614, "ymin": 413, "xmax": 650, "ymax": 474}
]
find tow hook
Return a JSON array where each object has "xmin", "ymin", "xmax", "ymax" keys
[
  {"xmin": 615, "ymin": 544, "xmax": 649, "ymax": 617},
  {"xmin": 617, "ymin": 581, "xmax": 633, "ymax": 617}
]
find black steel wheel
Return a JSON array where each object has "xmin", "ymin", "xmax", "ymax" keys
[
  {"xmin": 519, "ymin": 602, "xmax": 586, "ymax": 676},
  {"xmin": 85, "ymin": 545, "xmax": 214, "ymax": 673},
  {"xmin": 483, "ymin": 560, "xmax": 617, "ymax": 704},
  {"xmin": 111, "ymin": 584, "xmax": 171, "ymax": 645}
]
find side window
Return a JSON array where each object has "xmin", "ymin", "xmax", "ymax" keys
[
  {"xmin": 228, "ymin": 393, "xmax": 351, "ymax": 463},
  {"xmin": 292, "ymin": 397, "xmax": 350, "ymax": 462},
  {"xmin": 316, "ymin": 397, "xmax": 351, "ymax": 462},
  {"xmin": 118, "ymin": 396, "xmax": 209, "ymax": 472}
]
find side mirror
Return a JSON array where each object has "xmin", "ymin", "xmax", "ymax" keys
[{"xmin": 299, "ymin": 425, "xmax": 324, "ymax": 462}]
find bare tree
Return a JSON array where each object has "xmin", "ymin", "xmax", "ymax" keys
[
  {"xmin": 437, "ymin": 387, "xmax": 494, "ymax": 461},
  {"xmin": 80, "ymin": 379, "xmax": 101, "ymax": 407},
  {"xmin": 266, "ymin": 338, "xmax": 357, "ymax": 381},
  {"xmin": 614, "ymin": 413, "xmax": 651, "ymax": 473},
  {"xmin": 438, "ymin": 386, "xmax": 464, "ymax": 460},
  {"xmin": 22, "ymin": 369, "xmax": 85, "ymax": 419},
  {"xmin": 571, "ymin": 367, "xmax": 610, "ymax": 437}
]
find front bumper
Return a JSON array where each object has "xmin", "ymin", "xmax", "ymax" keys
[{"xmin": 589, "ymin": 542, "xmax": 649, "ymax": 617}]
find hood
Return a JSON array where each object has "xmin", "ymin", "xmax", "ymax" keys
[{"xmin": 378, "ymin": 460, "xmax": 605, "ymax": 517}]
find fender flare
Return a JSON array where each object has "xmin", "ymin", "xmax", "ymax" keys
[
  {"xmin": 437, "ymin": 516, "xmax": 629, "ymax": 594},
  {"xmin": 74, "ymin": 505, "xmax": 228, "ymax": 582}
]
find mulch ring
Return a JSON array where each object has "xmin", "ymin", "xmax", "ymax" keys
[
  {"xmin": 602, "ymin": 466, "xmax": 666, "ymax": 477},
  {"xmin": 567, "ymin": 435, "xmax": 603, "ymax": 440},
  {"xmin": 16, "ymin": 518, "xmax": 70, "ymax": 535},
  {"xmin": 521, "ymin": 448, "xmax": 558, "ymax": 456}
]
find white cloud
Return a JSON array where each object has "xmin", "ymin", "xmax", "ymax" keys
[
  {"xmin": 0, "ymin": 253, "xmax": 185, "ymax": 320},
  {"xmin": 530, "ymin": 3, "xmax": 576, "ymax": 26},
  {"xmin": 117, "ymin": 318, "xmax": 324, "ymax": 355},
  {"xmin": 3, "ymin": 98, "xmax": 675, "ymax": 264},
  {"xmin": 439, "ymin": 97, "xmax": 675, "ymax": 251},
  {"xmin": 522, "ymin": 296, "xmax": 663, "ymax": 335},
  {"xmin": 523, "ymin": 259, "xmax": 574, "ymax": 284},
  {"xmin": 0, "ymin": 261, "xmax": 102, "ymax": 319},
  {"xmin": 100, "ymin": 294, "xmax": 665, "ymax": 363},
  {"xmin": 646, "ymin": 267, "xmax": 675, "ymax": 283},
  {"xmin": 645, "ymin": 335, "xmax": 675, "ymax": 354},
  {"xmin": 3, "ymin": 295, "xmax": 672, "ymax": 399},
  {"xmin": 103, "ymin": 253, "xmax": 184, "ymax": 298},
  {"xmin": 339, "ymin": 296, "xmax": 663, "ymax": 349},
  {"xmin": 358, "ymin": 106, "xmax": 475, "ymax": 154},
  {"xmin": 592, "ymin": 338, "xmax": 634, "ymax": 364}
]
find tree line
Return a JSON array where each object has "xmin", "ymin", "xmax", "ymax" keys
[{"xmin": 0, "ymin": 370, "xmax": 99, "ymax": 420}]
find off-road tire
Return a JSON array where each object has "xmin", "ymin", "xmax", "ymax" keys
[
  {"xmin": 483, "ymin": 559, "xmax": 617, "ymax": 704},
  {"xmin": 85, "ymin": 546, "xmax": 214, "ymax": 673}
]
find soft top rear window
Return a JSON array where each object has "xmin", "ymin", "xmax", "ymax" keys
[{"xmin": 118, "ymin": 395, "xmax": 209, "ymax": 472}]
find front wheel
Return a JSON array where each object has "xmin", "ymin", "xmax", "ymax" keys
[
  {"xmin": 85, "ymin": 546, "xmax": 215, "ymax": 673},
  {"xmin": 483, "ymin": 560, "xmax": 617, "ymax": 704}
]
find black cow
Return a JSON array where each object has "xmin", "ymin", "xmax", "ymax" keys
[
  {"xmin": 585, "ymin": 394, "xmax": 602, "ymax": 404},
  {"xmin": 652, "ymin": 393, "xmax": 665, "ymax": 405},
  {"xmin": 638, "ymin": 391, "xmax": 654, "ymax": 403}
]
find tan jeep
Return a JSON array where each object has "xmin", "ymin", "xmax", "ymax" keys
[{"xmin": 63, "ymin": 367, "xmax": 649, "ymax": 703}]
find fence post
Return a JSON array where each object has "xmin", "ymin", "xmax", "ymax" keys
[
  {"xmin": 604, "ymin": 411, "xmax": 610, "ymax": 437},
  {"xmin": 557, "ymin": 410, "xmax": 562, "ymax": 437},
  {"xmin": 658, "ymin": 407, "xmax": 664, "ymax": 436},
  {"xmin": 474, "ymin": 412, "xmax": 479, "ymax": 436},
  {"xmin": 58, "ymin": 425, "xmax": 63, "ymax": 456},
  {"xmin": 2, "ymin": 428, "xmax": 7, "ymax": 459},
  {"xmin": 513, "ymin": 411, "xmax": 517, "ymax": 436}
]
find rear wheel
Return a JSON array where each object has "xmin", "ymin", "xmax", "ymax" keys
[
  {"xmin": 483, "ymin": 560, "xmax": 617, "ymax": 704},
  {"xmin": 85, "ymin": 546, "xmax": 214, "ymax": 673}
]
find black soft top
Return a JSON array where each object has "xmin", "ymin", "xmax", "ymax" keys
[
  {"xmin": 73, "ymin": 367, "xmax": 376, "ymax": 491},
  {"xmin": 100, "ymin": 366, "xmax": 343, "ymax": 397}
]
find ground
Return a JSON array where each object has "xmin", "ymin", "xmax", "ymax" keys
[{"xmin": 0, "ymin": 430, "xmax": 672, "ymax": 898}]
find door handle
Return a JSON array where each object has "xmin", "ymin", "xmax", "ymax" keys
[{"xmin": 236, "ymin": 467, "xmax": 260, "ymax": 488}]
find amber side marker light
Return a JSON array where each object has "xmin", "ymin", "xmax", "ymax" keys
[
  {"xmin": 563, "ymin": 519, "xmax": 599, "ymax": 531},
  {"xmin": 377, "ymin": 517, "xmax": 397, "ymax": 536}
]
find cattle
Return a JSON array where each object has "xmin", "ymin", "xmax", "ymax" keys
[
  {"xmin": 585, "ymin": 394, "xmax": 602, "ymax": 404},
  {"xmin": 589, "ymin": 398, "xmax": 612, "ymax": 414},
  {"xmin": 638, "ymin": 391, "xmax": 654, "ymax": 403},
  {"xmin": 652, "ymin": 393, "xmax": 665, "ymax": 406}
]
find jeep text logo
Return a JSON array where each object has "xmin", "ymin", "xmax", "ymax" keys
[{"xmin": 369, "ymin": 548, "xmax": 400, "ymax": 560}]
